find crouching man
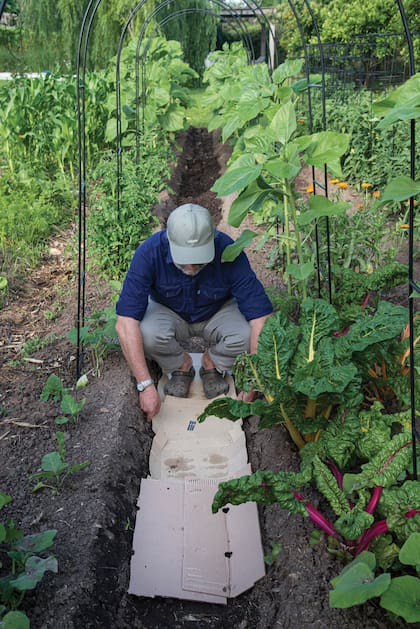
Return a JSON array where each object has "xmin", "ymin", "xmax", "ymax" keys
[{"xmin": 115, "ymin": 203, "xmax": 273, "ymax": 421}]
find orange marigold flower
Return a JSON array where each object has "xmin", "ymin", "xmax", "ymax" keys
[
  {"xmin": 337, "ymin": 182, "xmax": 348, "ymax": 189},
  {"xmin": 329, "ymin": 179, "xmax": 340, "ymax": 185},
  {"xmin": 357, "ymin": 203, "xmax": 364, "ymax": 210},
  {"xmin": 361, "ymin": 182, "xmax": 373, "ymax": 189},
  {"xmin": 373, "ymin": 190, "xmax": 381, "ymax": 198},
  {"xmin": 306, "ymin": 184, "xmax": 315, "ymax": 193}
]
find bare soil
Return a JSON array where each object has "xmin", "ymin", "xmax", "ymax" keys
[{"xmin": 0, "ymin": 128, "xmax": 407, "ymax": 628}]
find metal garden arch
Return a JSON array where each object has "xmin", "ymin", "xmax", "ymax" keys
[{"xmin": 74, "ymin": 0, "xmax": 418, "ymax": 469}]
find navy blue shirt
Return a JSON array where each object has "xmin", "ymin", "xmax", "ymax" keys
[{"xmin": 116, "ymin": 229, "xmax": 273, "ymax": 323}]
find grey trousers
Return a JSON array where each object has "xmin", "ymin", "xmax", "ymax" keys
[{"xmin": 140, "ymin": 299, "xmax": 250, "ymax": 374}]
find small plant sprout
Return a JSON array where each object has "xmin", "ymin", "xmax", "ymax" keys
[
  {"xmin": 40, "ymin": 374, "xmax": 87, "ymax": 426},
  {"xmin": 30, "ymin": 432, "xmax": 90, "ymax": 495}
]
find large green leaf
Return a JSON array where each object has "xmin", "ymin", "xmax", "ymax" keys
[
  {"xmin": 329, "ymin": 559, "xmax": 390, "ymax": 608},
  {"xmin": 337, "ymin": 300, "xmax": 407, "ymax": 358},
  {"xmin": 286, "ymin": 262, "xmax": 314, "ymax": 282},
  {"xmin": 380, "ymin": 576, "xmax": 420, "ymax": 623},
  {"xmin": 272, "ymin": 59, "xmax": 304, "ymax": 85},
  {"xmin": 237, "ymin": 92, "xmax": 269, "ymax": 123},
  {"xmin": 298, "ymin": 196, "xmax": 351, "ymax": 226},
  {"xmin": 293, "ymin": 342, "xmax": 358, "ymax": 398},
  {"xmin": 212, "ymin": 154, "xmax": 262, "ymax": 196},
  {"xmin": 298, "ymin": 131, "xmax": 350, "ymax": 168},
  {"xmin": 297, "ymin": 298, "xmax": 340, "ymax": 354},
  {"xmin": 0, "ymin": 611, "xmax": 30, "ymax": 629},
  {"xmin": 221, "ymin": 229, "xmax": 258, "ymax": 262},
  {"xmin": 228, "ymin": 180, "xmax": 270, "ymax": 227},
  {"xmin": 264, "ymin": 156, "xmax": 300, "ymax": 180},
  {"xmin": 221, "ymin": 114, "xmax": 242, "ymax": 142},
  {"xmin": 399, "ymin": 532, "xmax": 420, "ymax": 567},
  {"xmin": 377, "ymin": 106, "xmax": 420, "ymax": 129},
  {"xmin": 257, "ymin": 311, "xmax": 300, "ymax": 396},
  {"xmin": 373, "ymin": 74, "xmax": 420, "ymax": 116},
  {"xmin": 267, "ymin": 101, "xmax": 297, "ymax": 145},
  {"xmin": 379, "ymin": 176, "xmax": 420, "ymax": 204},
  {"xmin": 14, "ymin": 530, "xmax": 57, "ymax": 554},
  {"xmin": 10, "ymin": 556, "xmax": 58, "ymax": 591}
]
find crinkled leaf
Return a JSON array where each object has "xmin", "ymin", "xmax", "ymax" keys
[
  {"xmin": 212, "ymin": 469, "xmax": 308, "ymax": 515},
  {"xmin": 344, "ymin": 433, "xmax": 413, "ymax": 491},
  {"xmin": 256, "ymin": 312, "xmax": 300, "ymax": 396},
  {"xmin": 380, "ymin": 575, "xmax": 420, "ymax": 623},
  {"xmin": 335, "ymin": 510, "xmax": 375, "ymax": 540},
  {"xmin": 336, "ymin": 301, "xmax": 407, "ymax": 359},
  {"xmin": 382, "ymin": 481, "xmax": 420, "ymax": 538},
  {"xmin": 312, "ymin": 456, "xmax": 351, "ymax": 517}
]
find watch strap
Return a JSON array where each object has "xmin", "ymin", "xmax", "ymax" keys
[{"xmin": 136, "ymin": 379, "xmax": 154, "ymax": 392}]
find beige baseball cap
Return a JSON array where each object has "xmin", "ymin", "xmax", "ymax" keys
[{"xmin": 166, "ymin": 204, "xmax": 215, "ymax": 264}]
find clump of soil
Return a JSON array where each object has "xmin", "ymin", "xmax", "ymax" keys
[{"xmin": 0, "ymin": 128, "xmax": 400, "ymax": 628}]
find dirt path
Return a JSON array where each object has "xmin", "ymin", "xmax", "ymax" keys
[{"xmin": 0, "ymin": 128, "xmax": 396, "ymax": 628}]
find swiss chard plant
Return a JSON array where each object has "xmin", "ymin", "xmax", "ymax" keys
[
  {"xmin": 0, "ymin": 492, "xmax": 57, "ymax": 627},
  {"xmin": 208, "ymin": 401, "xmax": 420, "ymax": 621},
  {"xmin": 199, "ymin": 297, "xmax": 408, "ymax": 448}
]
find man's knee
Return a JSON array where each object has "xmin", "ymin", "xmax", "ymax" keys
[{"xmin": 221, "ymin": 330, "xmax": 250, "ymax": 356}]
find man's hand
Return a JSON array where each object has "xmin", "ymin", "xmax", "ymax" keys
[
  {"xmin": 236, "ymin": 389, "xmax": 257, "ymax": 403},
  {"xmin": 139, "ymin": 386, "xmax": 161, "ymax": 422}
]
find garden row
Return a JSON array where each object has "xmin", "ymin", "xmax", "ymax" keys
[{"xmin": 1, "ymin": 38, "xmax": 419, "ymax": 626}]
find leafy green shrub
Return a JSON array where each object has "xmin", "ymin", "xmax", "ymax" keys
[
  {"xmin": 88, "ymin": 138, "xmax": 172, "ymax": 279},
  {"xmin": 309, "ymin": 87, "xmax": 419, "ymax": 188}
]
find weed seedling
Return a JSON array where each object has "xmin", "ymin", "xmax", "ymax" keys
[{"xmin": 30, "ymin": 432, "xmax": 90, "ymax": 495}]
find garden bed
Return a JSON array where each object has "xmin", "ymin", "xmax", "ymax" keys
[{"xmin": 0, "ymin": 127, "xmax": 410, "ymax": 628}]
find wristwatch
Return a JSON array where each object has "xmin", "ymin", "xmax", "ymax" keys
[{"xmin": 136, "ymin": 379, "xmax": 155, "ymax": 392}]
